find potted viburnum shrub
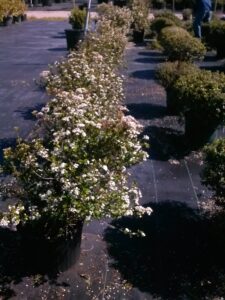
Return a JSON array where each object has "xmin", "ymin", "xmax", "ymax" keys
[
  {"xmin": 97, "ymin": 3, "xmax": 132, "ymax": 36},
  {"xmin": 0, "ymin": 45, "xmax": 151, "ymax": 273},
  {"xmin": 0, "ymin": 90, "xmax": 151, "ymax": 272},
  {"xmin": 130, "ymin": 0, "xmax": 149, "ymax": 43}
]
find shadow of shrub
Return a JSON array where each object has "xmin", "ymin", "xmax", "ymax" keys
[{"xmin": 104, "ymin": 201, "xmax": 225, "ymax": 299}]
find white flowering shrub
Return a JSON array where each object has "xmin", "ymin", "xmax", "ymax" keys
[
  {"xmin": 46, "ymin": 51, "xmax": 124, "ymax": 112},
  {"xmin": 1, "ymin": 90, "xmax": 150, "ymax": 237},
  {"xmin": 81, "ymin": 19, "xmax": 128, "ymax": 67},
  {"xmin": 97, "ymin": 3, "xmax": 133, "ymax": 35},
  {"xmin": 129, "ymin": 0, "xmax": 149, "ymax": 32},
  {"xmin": 0, "ymin": 5, "xmax": 152, "ymax": 238}
]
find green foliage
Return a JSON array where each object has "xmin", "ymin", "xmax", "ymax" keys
[
  {"xmin": 148, "ymin": 39, "xmax": 163, "ymax": 50},
  {"xmin": 150, "ymin": 17, "xmax": 175, "ymax": 36},
  {"xmin": 203, "ymin": 19, "xmax": 225, "ymax": 58},
  {"xmin": 0, "ymin": 0, "xmax": 26, "ymax": 21},
  {"xmin": 202, "ymin": 138, "xmax": 225, "ymax": 205},
  {"xmin": 129, "ymin": 0, "xmax": 149, "ymax": 31},
  {"xmin": 96, "ymin": 3, "xmax": 133, "ymax": 34},
  {"xmin": 155, "ymin": 61, "xmax": 199, "ymax": 114},
  {"xmin": 170, "ymin": 69, "xmax": 225, "ymax": 122},
  {"xmin": 0, "ymin": 7, "xmax": 151, "ymax": 236},
  {"xmin": 183, "ymin": 19, "xmax": 194, "ymax": 34},
  {"xmin": 69, "ymin": 7, "xmax": 87, "ymax": 29},
  {"xmin": 159, "ymin": 26, "xmax": 206, "ymax": 61},
  {"xmin": 154, "ymin": 10, "xmax": 182, "ymax": 27},
  {"xmin": 155, "ymin": 61, "xmax": 199, "ymax": 89}
]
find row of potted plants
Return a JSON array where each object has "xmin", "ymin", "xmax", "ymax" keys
[
  {"xmin": 0, "ymin": 4, "xmax": 151, "ymax": 272},
  {"xmin": 150, "ymin": 10, "xmax": 225, "ymax": 59},
  {"xmin": 65, "ymin": 0, "xmax": 150, "ymax": 48},
  {"xmin": 152, "ymin": 13, "xmax": 225, "ymax": 149},
  {"xmin": 153, "ymin": 13, "xmax": 225, "ymax": 206},
  {"xmin": 0, "ymin": 0, "xmax": 27, "ymax": 26},
  {"xmin": 156, "ymin": 62, "xmax": 225, "ymax": 148}
]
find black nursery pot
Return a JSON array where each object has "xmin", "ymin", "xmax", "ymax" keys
[
  {"xmin": 13, "ymin": 15, "xmax": 22, "ymax": 23},
  {"xmin": 65, "ymin": 29, "xmax": 84, "ymax": 50},
  {"xmin": 21, "ymin": 14, "xmax": 27, "ymax": 21},
  {"xmin": 2, "ymin": 16, "xmax": 13, "ymax": 26},
  {"xmin": 17, "ymin": 219, "xmax": 84, "ymax": 274},
  {"xmin": 133, "ymin": 29, "xmax": 145, "ymax": 43}
]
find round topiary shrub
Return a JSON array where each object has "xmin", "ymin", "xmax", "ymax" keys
[
  {"xmin": 201, "ymin": 138, "xmax": 225, "ymax": 206},
  {"xmin": 203, "ymin": 20, "xmax": 225, "ymax": 58},
  {"xmin": 159, "ymin": 26, "xmax": 206, "ymax": 62},
  {"xmin": 150, "ymin": 17, "xmax": 176, "ymax": 36},
  {"xmin": 171, "ymin": 69, "xmax": 225, "ymax": 147},
  {"xmin": 154, "ymin": 10, "xmax": 182, "ymax": 27},
  {"xmin": 156, "ymin": 61, "xmax": 199, "ymax": 90},
  {"xmin": 155, "ymin": 61, "xmax": 199, "ymax": 114}
]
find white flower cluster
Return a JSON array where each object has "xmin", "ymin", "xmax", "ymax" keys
[
  {"xmin": 97, "ymin": 3, "xmax": 133, "ymax": 35},
  {"xmin": 38, "ymin": 70, "xmax": 51, "ymax": 88},
  {"xmin": 0, "ymin": 7, "xmax": 151, "ymax": 235},
  {"xmin": 130, "ymin": 0, "xmax": 149, "ymax": 31}
]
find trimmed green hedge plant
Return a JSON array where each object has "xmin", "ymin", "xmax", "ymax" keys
[
  {"xmin": 154, "ymin": 10, "xmax": 182, "ymax": 27},
  {"xmin": 202, "ymin": 20, "xmax": 225, "ymax": 58},
  {"xmin": 150, "ymin": 17, "xmax": 176, "ymax": 36},
  {"xmin": 155, "ymin": 61, "xmax": 199, "ymax": 114},
  {"xmin": 201, "ymin": 138, "xmax": 225, "ymax": 206},
  {"xmin": 171, "ymin": 69, "xmax": 225, "ymax": 147},
  {"xmin": 159, "ymin": 26, "xmax": 206, "ymax": 62}
]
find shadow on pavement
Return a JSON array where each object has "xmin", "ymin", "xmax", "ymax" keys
[
  {"xmin": 200, "ymin": 65, "xmax": 225, "ymax": 72},
  {"xmin": 48, "ymin": 47, "xmax": 67, "ymax": 52},
  {"xmin": 104, "ymin": 201, "xmax": 225, "ymax": 300},
  {"xmin": 126, "ymin": 103, "xmax": 166, "ymax": 120},
  {"xmin": 51, "ymin": 35, "xmax": 66, "ymax": 39},
  {"xmin": 0, "ymin": 221, "xmax": 82, "ymax": 299},
  {"xmin": 131, "ymin": 69, "xmax": 156, "ymax": 80},
  {"xmin": 138, "ymin": 51, "xmax": 165, "ymax": 58},
  {"xmin": 143, "ymin": 125, "xmax": 190, "ymax": 160},
  {"xmin": 15, "ymin": 103, "xmax": 45, "ymax": 121},
  {"xmin": 135, "ymin": 57, "xmax": 165, "ymax": 64}
]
